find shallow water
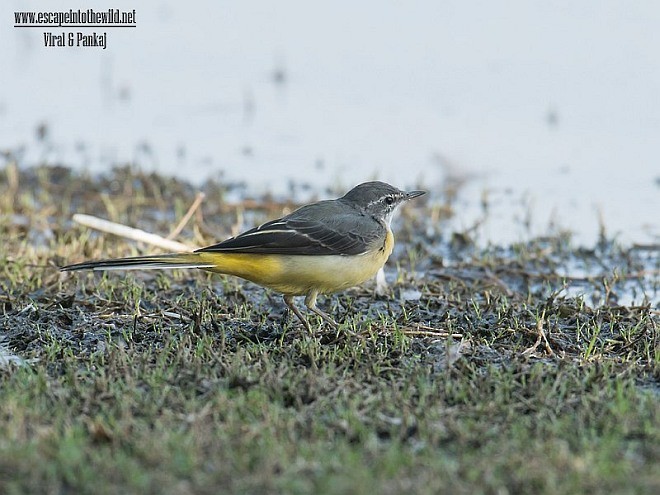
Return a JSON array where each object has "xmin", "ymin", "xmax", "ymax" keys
[{"xmin": 1, "ymin": 0, "xmax": 658, "ymax": 246}]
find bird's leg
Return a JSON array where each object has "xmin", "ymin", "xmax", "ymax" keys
[
  {"xmin": 304, "ymin": 291, "xmax": 338, "ymax": 329},
  {"xmin": 283, "ymin": 294, "xmax": 311, "ymax": 332}
]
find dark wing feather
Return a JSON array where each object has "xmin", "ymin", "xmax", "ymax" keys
[{"xmin": 196, "ymin": 200, "xmax": 385, "ymax": 256}]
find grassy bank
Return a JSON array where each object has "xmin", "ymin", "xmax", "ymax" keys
[{"xmin": 1, "ymin": 164, "xmax": 658, "ymax": 494}]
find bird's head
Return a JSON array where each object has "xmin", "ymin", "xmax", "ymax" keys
[{"xmin": 341, "ymin": 181, "xmax": 426, "ymax": 225}]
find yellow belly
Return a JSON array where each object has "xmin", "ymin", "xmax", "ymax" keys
[{"xmin": 197, "ymin": 230, "xmax": 394, "ymax": 296}]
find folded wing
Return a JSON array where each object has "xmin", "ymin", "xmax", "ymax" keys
[{"xmin": 196, "ymin": 201, "xmax": 385, "ymax": 256}]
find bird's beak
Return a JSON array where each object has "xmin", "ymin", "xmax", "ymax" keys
[{"xmin": 406, "ymin": 190, "xmax": 426, "ymax": 200}]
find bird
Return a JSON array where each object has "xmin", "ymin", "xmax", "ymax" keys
[{"xmin": 61, "ymin": 181, "xmax": 426, "ymax": 330}]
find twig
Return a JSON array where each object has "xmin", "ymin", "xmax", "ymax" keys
[
  {"xmin": 401, "ymin": 329, "xmax": 464, "ymax": 338},
  {"xmin": 522, "ymin": 312, "xmax": 555, "ymax": 357},
  {"xmin": 167, "ymin": 192, "xmax": 206, "ymax": 240},
  {"xmin": 72, "ymin": 214, "xmax": 194, "ymax": 252},
  {"xmin": 403, "ymin": 323, "xmax": 463, "ymax": 338}
]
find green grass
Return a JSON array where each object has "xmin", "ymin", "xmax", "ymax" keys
[
  {"xmin": 1, "ymin": 330, "xmax": 657, "ymax": 494},
  {"xmin": 0, "ymin": 164, "xmax": 658, "ymax": 494}
]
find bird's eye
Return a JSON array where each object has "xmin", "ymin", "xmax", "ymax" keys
[{"xmin": 384, "ymin": 196, "xmax": 394, "ymax": 205}]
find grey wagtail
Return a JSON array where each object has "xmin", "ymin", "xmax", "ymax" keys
[{"xmin": 61, "ymin": 181, "xmax": 425, "ymax": 330}]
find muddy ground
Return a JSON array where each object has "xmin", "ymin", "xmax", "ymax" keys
[{"xmin": 0, "ymin": 163, "xmax": 658, "ymax": 494}]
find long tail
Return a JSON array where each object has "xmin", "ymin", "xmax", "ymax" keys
[{"xmin": 60, "ymin": 253, "xmax": 216, "ymax": 272}]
